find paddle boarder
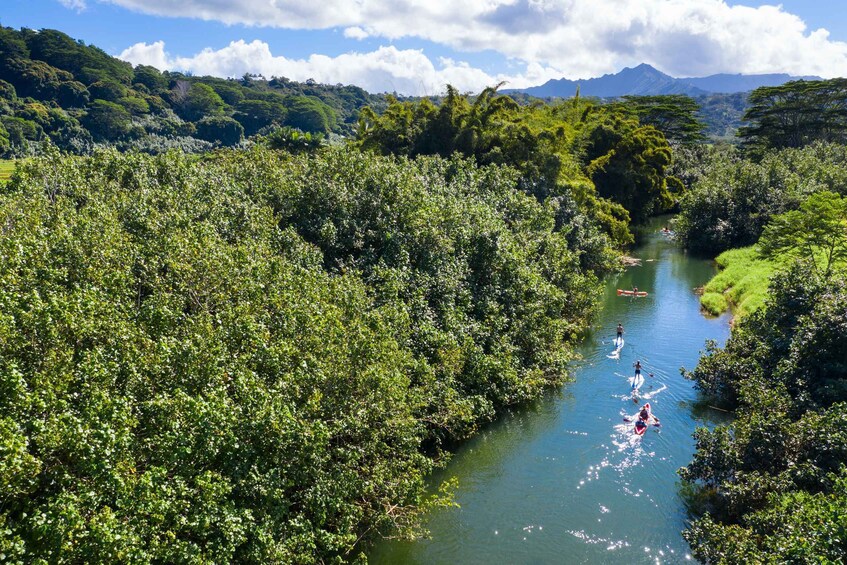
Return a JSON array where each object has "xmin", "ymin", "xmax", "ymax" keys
[
  {"xmin": 639, "ymin": 403, "xmax": 660, "ymax": 425},
  {"xmin": 616, "ymin": 323, "xmax": 623, "ymax": 346}
]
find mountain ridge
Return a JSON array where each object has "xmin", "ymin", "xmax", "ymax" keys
[{"xmin": 507, "ymin": 63, "xmax": 820, "ymax": 98}]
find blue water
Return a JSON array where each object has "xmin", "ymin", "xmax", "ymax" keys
[{"xmin": 369, "ymin": 224, "xmax": 732, "ymax": 564}]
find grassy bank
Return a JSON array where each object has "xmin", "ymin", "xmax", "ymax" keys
[
  {"xmin": 0, "ymin": 159, "xmax": 14, "ymax": 183},
  {"xmin": 700, "ymin": 243, "xmax": 847, "ymax": 319},
  {"xmin": 700, "ymin": 246, "xmax": 777, "ymax": 318}
]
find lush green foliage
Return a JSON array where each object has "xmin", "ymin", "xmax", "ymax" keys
[
  {"xmin": 759, "ymin": 191, "xmax": 847, "ymax": 277},
  {"xmin": 583, "ymin": 114, "xmax": 676, "ymax": 222},
  {"xmin": 357, "ymin": 86, "xmax": 681, "ymax": 244},
  {"xmin": 0, "ymin": 145, "xmax": 609, "ymax": 561},
  {"xmin": 674, "ymin": 143, "xmax": 847, "ymax": 254},
  {"xmin": 740, "ymin": 78, "xmax": 847, "ymax": 156},
  {"xmin": 682, "ymin": 266, "xmax": 847, "ymax": 562},
  {"xmin": 697, "ymin": 189, "xmax": 847, "ymax": 320},
  {"xmin": 615, "ymin": 95, "xmax": 706, "ymax": 145},
  {"xmin": 0, "ymin": 26, "xmax": 387, "ymax": 157},
  {"xmin": 264, "ymin": 127, "xmax": 324, "ymax": 154},
  {"xmin": 694, "ymin": 92, "xmax": 748, "ymax": 141}
]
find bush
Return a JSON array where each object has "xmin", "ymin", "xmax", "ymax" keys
[
  {"xmin": 195, "ymin": 115, "xmax": 244, "ymax": 146},
  {"xmin": 81, "ymin": 99, "xmax": 131, "ymax": 141}
]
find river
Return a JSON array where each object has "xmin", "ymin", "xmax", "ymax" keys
[{"xmin": 369, "ymin": 219, "xmax": 732, "ymax": 564}]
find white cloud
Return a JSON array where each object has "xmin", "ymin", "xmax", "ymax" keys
[
  {"xmin": 118, "ymin": 40, "xmax": 562, "ymax": 95},
  {"xmin": 103, "ymin": 0, "xmax": 847, "ymax": 79},
  {"xmin": 120, "ymin": 40, "xmax": 170, "ymax": 70},
  {"xmin": 58, "ymin": 0, "xmax": 87, "ymax": 10},
  {"xmin": 343, "ymin": 27, "xmax": 370, "ymax": 40}
]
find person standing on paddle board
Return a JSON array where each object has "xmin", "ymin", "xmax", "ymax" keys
[
  {"xmin": 616, "ymin": 323, "xmax": 623, "ymax": 345},
  {"xmin": 633, "ymin": 360, "xmax": 642, "ymax": 378}
]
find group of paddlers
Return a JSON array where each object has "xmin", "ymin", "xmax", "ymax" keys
[{"xmin": 615, "ymin": 322, "xmax": 660, "ymax": 434}]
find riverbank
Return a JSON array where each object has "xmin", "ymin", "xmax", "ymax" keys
[{"xmin": 699, "ymin": 246, "xmax": 775, "ymax": 318}]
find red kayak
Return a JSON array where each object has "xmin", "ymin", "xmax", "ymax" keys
[{"xmin": 617, "ymin": 289, "xmax": 649, "ymax": 297}]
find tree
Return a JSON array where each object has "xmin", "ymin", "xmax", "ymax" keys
[
  {"xmin": 0, "ymin": 120, "xmax": 10, "ymax": 154},
  {"xmin": 584, "ymin": 115, "xmax": 674, "ymax": 223},
  {"xmin": 265, "ymin": 126, "xmax": 323, "ymax": 153},
  {"xmin": 56, "ymin": 80, "xmax": 89, "ymax": 107},
  {"xmin": 681, "ymin": 267, "xmax": 847, "ymax": 563},
  {"xmin": 618, "ymin": 94, "xmax": 706, "ymax": 144},
  {"xmin": 739, "ymin": 79, "xmax": 847, "ymax": 155},
  {"xmin": 194, "ymin": 115, "xmax": 244, "ymax": 146},
  {"xmin": 88, "ymin": 80, "xmax": 127, "ymax": 102},
  {"xmin": 133, "ymin": 64, "xmax": 168, "ymax": 92},
  {"xmin": 233, "ymin": 99, "xmax": 286, "ymax": 136},
  {"xmin": 0, "ymin": 79, "xmax": 17, "ymax": 102},
  {"xmin": 81, "ymin": 99, "xmax": 131, "ymax": 140},
  {"xmin": 24, "ymin": 28, "xmax": 134, "ymax": 85},
  {"xmin": 178, "ymin": 83, "xmax": 225, "ymax": 122},
  {"xmin": 284, "ymin": 95, "xmax": 336, "ymax": 133},
  {"xmin": 0, "ymin": 57, "xmax": 69, "ymax": 99},
  {"xmin": 0, "ymin": 26, "xmax": 29, "ymax": 61},
  {"xmin": 760, "ymin": 191, "xmax": 847, "ymax": 277}
]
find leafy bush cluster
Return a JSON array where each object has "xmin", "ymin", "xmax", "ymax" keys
[
  {"xmin": 0, "ymin": 145, "xmax": 609, "ymax": 561},
  {"xmin": 674, "ymin": 142, "xmax": 847, "ymax": 254},
  {"xmin": 0, "ymin": 27, "xmax": 384, "ymax": 157},
  {"xmin": 681, "ymin": 266, "xmax": 847, "ymax": 562}
]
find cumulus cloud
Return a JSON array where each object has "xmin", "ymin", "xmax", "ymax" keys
[
  {"xmin": 102, "ymin": 0, "xmax": 847, "ymax": 79},
  {"xmin": 118, "ymin": 39, "xmax": 563, "ymax": 95},
  {"xmin": 343, "ymin": 27, "xmax": 370, "ymax": 40}
]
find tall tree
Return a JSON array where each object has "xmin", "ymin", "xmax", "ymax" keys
[
  {"xmin": 759, "ymin": 191, "xmax": 847, "ymax": 277},
  {"xmin": 618, "ymin": 94, "xmax": 706, "ymax": 145},
  {"xmin": 178, "ymin": 83, "xmax": 226, "ymax": 122},
  {"xmin": 739, "ymin": 79, "xmax": 847, "ymax": 155}
]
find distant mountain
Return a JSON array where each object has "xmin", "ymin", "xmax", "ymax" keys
[
  {"xmin": 683, "ymin": 72, "xmax": 821, "ymax": 94},
  {"xmin": 508, "ymin": 64, "xmax": 820, "ymax": 98}
]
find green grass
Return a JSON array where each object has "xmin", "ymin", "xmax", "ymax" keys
[
  {"xmin": 702, "ymin": 242, "xmax": 847, "ymax": 320},
  {"xmin": 0, "ymin": 159, "xmax": 15, "ymax": 184},
  {"xmin": 700, "ymin": 291, "xmax": 729, "ymax": 316},
  {"xmin": 701, "ymin": 246, "xmax": 778, "ymax": 319}
]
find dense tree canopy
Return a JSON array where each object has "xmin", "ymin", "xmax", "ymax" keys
[
  {"xmin": 739, "ymin": 78, "xmax": 847, "ymax": 156},
  {"xmin": 0, "ymin": 26, "xmax": 384, "ymax": 156},
  {"xmin": 0, "ymin": 145, "xmax": 613, "ymax": 561},
  {"xmin": 357, "ymin": 86, "xmax": 681, "ymax": 244},
  {"xmin": 674, "ymin": 142, "xmax": 847, "ymax": 254},
  {"xmin": 682, "ymin": 266, "xmax": 847, "ymax": 563}
]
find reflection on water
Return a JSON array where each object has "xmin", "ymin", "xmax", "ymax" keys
[{"xmin": 369, "ymin": 218, "xmax": 731, "ymax": 564}]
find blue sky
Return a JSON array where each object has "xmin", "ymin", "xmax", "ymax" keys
[{"xmin": 3, "ymin": 0, "xmax": 847, "ymax": 95}]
